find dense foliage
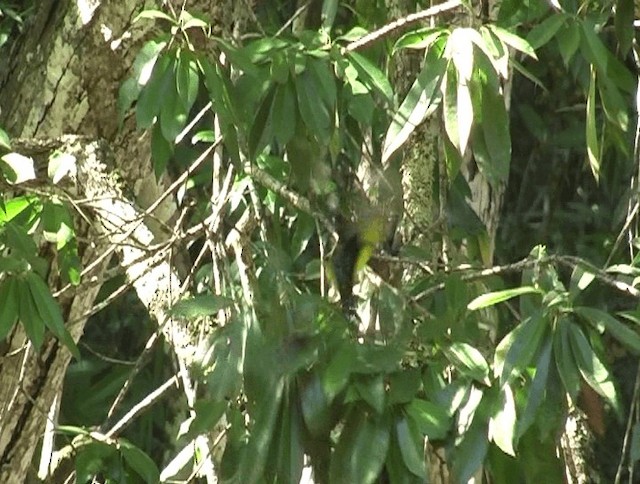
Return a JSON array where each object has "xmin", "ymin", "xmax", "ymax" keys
[{"xmin": 1, "ymin": 0, "xmax": 639, "ymax": 482}]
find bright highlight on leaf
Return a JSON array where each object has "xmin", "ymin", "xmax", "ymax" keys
[{"xmin": 467, "ymin": 286, "xmax": 541, "ymax": 310}]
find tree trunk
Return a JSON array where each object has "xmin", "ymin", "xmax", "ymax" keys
[{"xmin": 0, "ymin": 1, "xmax": 233, "ymax": 481}]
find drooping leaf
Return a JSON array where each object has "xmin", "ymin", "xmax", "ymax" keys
[
  {"xmin": 488, "ymin": 384, "xmax": 517, "ymax": 456},
  {"xmin": 518, "ymin": 337, "xmax": 553, "ymax": 438},
  {"xmin": 485, "ymin": 24, "xmax": 537, "ymax": 59},
  {"xmin": 120, "ymin": 439, "xmax": 161, "ymax": 484},
  {"xmin": 395, "ymin": 416, "xmax": 426, "ymax": 478},
  {"xmin": 574, "ymin": 306, "xmax": 640, "ymax": 355},
  {"xmin": 17, "ymin": 276, "xmax": 45, "ymax": 350},
  {"xmin": 347, "ymin": 52, "xmax": 393, "ymax": 105},
  {"xmin": 566, "ymin": 321, "xmax": 619, "ymax": 412},
  {"xmin": 498, "ymin": 311, "xmax": 548, "ymax": 385},
  {"xmin": 585, "ymin": 66, "xmax": 600, "ymax": 182},
  {"xmin": 136, "ymin": 54, "xmax": 174, "ymax": 130},
  {"xmin": 381, "ymin": 53, "xmax": 446, "ymax": 165},
  {"xmin": 553, "ymin": 317, "xmax": 582, "ymax": 399},
  {"xmin": 444, "ymin": 342, "xmax": 491, "ymax": 386},
  {"xmin": 615, "ymin": 0, "xmax": 634, "ymax": 56},
  {"xmin": 329, "ymin": 409, "xmax": 390, "ymax": 484},
  {"xmin": 0, "ymin": 277, "xmax": 18, "ymax": 340},
  {"xmin": 26, "ymin": 271, "xmax": 80, "ymax": 359},
  {"xmin": 526, "ymin": 13, "xmax": 567, "ymax": 49}
]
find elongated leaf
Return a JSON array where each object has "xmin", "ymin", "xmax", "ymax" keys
[
  {"xmin": 0, "ymin": 127, "xmax": 10, "ymax": 150},
  {"xmin": 486, "ymin": 25, "xmax": 537, "ymax": 59},
  {"xmin": 120, "ymin": 439, "xmax": 160, "ymax": 483},
  {"xmin": 444, "ymin": 342, "xmax": 491, "ymax": 386},
  {"xmin": 566, "ymin": 321, "xmax": 619, "ymax": 412},
  {"xmin": 347, "ymin": 52, "xmax": 393, "ymax": 105},
  {"xmin": 585, "ymin": 66, "xmax": 600, "ymax": 182},
  {"xmin": 270, "ymin": 81, "xmax": 296, "ymax": 146},
  {"xmin": 0, "ymin": 277, "xmax": 18, "ymax": 340},
  {"xmin": 136, "ymin": 55, "xmax": 173, "ymax": 130},
  {"xmin": 381, "ymin": 54, "xmax": 446, "ymax": 165},
  {"xmin": 26, "ymin": 271, "xmax": 80, "ymax": 358},
  {"xmin": 575, "ymin": 306, "xmax": 640, "ymax": 355},
  {"xmin": 526, "ymin": 13, "xmax": 567, "ymax": 49},
  {"xmin": 17, "ymin": 277, "xmax": 45, "ymax": 350},
  {"xmin": 393, "ymin": 27, "xmax": 447, "ymax": 53},
  {"xmin": 405, "ymin": 398, "xmax": 451, "ymax": 440},
  {"xmin": 396, "ymin": 416, "xmax": 426, "ymax": 478},
  {"xmin": 518, "ymin": 337, "xmax": 553, "ymax": 438},
  {"xmin": 553, "ymin": 317, "xmax": 581, "ymax": 399},
  {"xmin": 489, "ymin": 384, "xmax": 516, "ymax": 456},
  {"xmin": 615, "ymin": 0, "xmax": 634, "ymax": 56},
  {"xmin": 295, "ymin": 69, "xmax": 331, "ymax": 141},
  {"xmin": 468, "ymin": 286, "xmax": 540, "ymax": 310},
  {"xmin": 329, "ymin": 409, "xmax": 390, "ymax": 484},
  {"xmin": 499, "ymin": 311, "xmax": 548, "ymax": 385}
]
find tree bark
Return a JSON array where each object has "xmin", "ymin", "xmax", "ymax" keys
[{"xmin": 0, "ymin": 1, "xmax": 228, "ymax": 481}]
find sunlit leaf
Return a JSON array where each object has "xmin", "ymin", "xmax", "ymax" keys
[
  {"xmin": 381, "ymin": 54, "xmax": 446, "ymax": 165},
  {"xmin": 468, "ymin": 286, "xmax": 540, "ymax": 310},
  {"xmin": 574, "ymin": 306, "xmax": 640, "ymax": 355},
  {"xmin": 489, "ymin": 384, "xmax": 516, "ymax": 456},
  {"xmin": 444, "ymin": 342, "xmax": 491, "ymax": 386},
  {"xmin": 585, "ymin": 66, "xmax": 599, "ymax": 182}
]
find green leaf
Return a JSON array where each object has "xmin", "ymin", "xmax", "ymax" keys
[
  {"xmin": 393, "ymin": 27, "xmax": 447, "ymax": 53},
  {"xmin": 498, "ymin": 311, "xmax": 548, "ymax": 385},
  {"xmin": 117, "ymin": 39, "xmax": 167, "ymax": 121},
  {"xmin": 396, "ymin": 416, "xmax": 426, "ymax": 478},
  {"xmin": 347, "ymin": 52, "xmax": 393, "ymax": 106},
  {"xmin": 387, "ymin": 369, "xmax": 421, "ymax": 405},
  {"xmin": 170, "ymin": 294, "xmax": 233, "ymax": 318},
  {"xmin": 0, "ymin": 127, "xmax": 10, "ymax": 150},
  {"xmin": 321, "ymin": 0, "xmax": 338, "ymax": 30},
  {"xmin": 26, "ymin": 271, "xmax": 80, "ymax": 359},
  {"xmin": 329, "ymin": 409, "xmax": 390, "ymax": 484},
  {"xmin": 553, "ymin": 317, "xmax": 581, "ymax": 399},
  {"xmin": 381, "ymin": 53, "xmax": 446, "ymax": 165},
  {"xmin": 120, "ymin": 439, "xmax": 160, "ymax": 483},
  {"xmin": 526, "ymin": 13, "xmax": 567, "ymax": 49},
  {"xmin": 485, "ymin": 25, "xmax": 537, "ymax": 59},
  {"xmin": 354, "ymin": 374, "xmax": 385, "ymax": 413},
  {"xmin": 295, "ymin": 67, "xmax": 332, "ymax": 141},
  {"xmin": 175, "ymin": 50, "xmax": 199, "ymax": 111},
  {"xmin": 452, "ymin": 418, "xmax": 489, "ymax": 483},
  {"xmin": 17, "ymin": 277, "xmax": 45, "ymax": 350},
  {"xmin": 575, "ymin": 306, "xmax": 640, "ymax": 355},
  {"xmin": 480, "ymin": 81, "xmax": 511, "ymax": 186},
  {"xmin": 615, "ymin": 0, "xmax": 634, "ymax": 56},
  {"xmin": 489, "ymin": 384, "xmax": 516, "ymax": 456},
  {"xmin": 151, "ymin": 122, "xmax": 172, "ymax": 178},
  {"xmin": 585, "ymin": 66, "xmax": 600, "ymax": 182},
  {"xmin": 136, "ymin": 55, "xmax": 173, "ymax": 130},
  {"xmin": 0, "ymin": 277, "xmax": 18, "ymax": 340},
  {"xmin": 322, "ymin": 342, "xmax": 355, "ymax": 401},
  {"xmin": 185, "ymin": 399, "xmax": 227, "ymax": 439},
  {"xmin": 301, "ymin": 374, "xmax": 331, "ymax": 436},
  {"xmin": 405, "ymin": 398, "xmax": 451, "ymax": 440},
  {"xmin": 566, "ymin": 321, "xmax": 619, "ymax": 412},
  {"xmin": 555, "ymin": 21, "xmax": 580, "ymax": 66},
  {"xmin": 518, "ymin": 337, "xmax": 553, "ymax": 438},
  {"xmin": 239, "ymin": 378, "xmax": 285, "ymax": 482},
  {"xmin": 160, "ymin": 68, "xmax": 189, "ymax": 143},
  {"xmin": 249, "ymin": 85, "xmax": 276, "ymax": 158},
  {"xmin": 468, "ymin": 286, "xmax": 540, "ymax": 310},
  {"xmin": 444, "ymin": 342, "xmax": 491, "ymax": 386},
  {"xmin": 270, "ymin": 80, "xmax": 296, "ymax": 147}
]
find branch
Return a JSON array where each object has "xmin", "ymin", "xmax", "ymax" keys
[{"xmin": 344, "ymin": 0, "xmax": 463, "ymax": 53}]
